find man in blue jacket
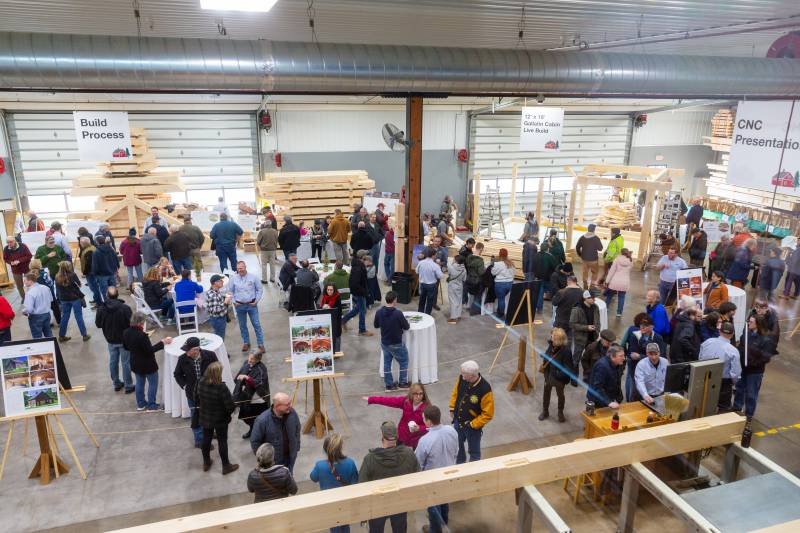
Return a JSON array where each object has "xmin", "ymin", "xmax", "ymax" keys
[
  {"xmin": 645, "ymin": 289, "xmax": 671, "ymax": 340},
  {"xmin": 91, "ymin": 235, "xmax": 120, "ymax": 302},
  {"xmin": 210, "ymin": 213, "xmax": 243, "ymax": 273},
  {"xmin": 587, "ymin": 345, "xmax": 625, "ymax": 408}
]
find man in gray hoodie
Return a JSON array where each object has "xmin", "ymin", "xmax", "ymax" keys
[
  {"xmin": 359, "ymin": 421, "xmax": 420, "ymax": 533},
  {"xmin": 140, "ymin": 227, "xmax": 163, "ymax": 272}
]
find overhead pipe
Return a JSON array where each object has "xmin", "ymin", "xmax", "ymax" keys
[{"xmin": 0, "ymin": 32, "xmax": 799, "ymax": 98}]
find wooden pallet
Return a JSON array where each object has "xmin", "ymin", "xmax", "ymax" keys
[
  {"xmin": 710, "ymin": 109, "xmax": 735, "ymax": 138},
  {"xmin": 595, "ymin": 202, "xmax": 639, "ymax": 228}
]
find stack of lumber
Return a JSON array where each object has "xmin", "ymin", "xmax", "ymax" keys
[
  {"xmin": 448, "ymin": 237, "xmax": 524, "ymax": 279},
  {"xmin": 69, "ymin": 127, "xmax": 184, "ymax": 239},
  {"xmin": 594, "ymin": 202, "xmax": 639, "ymax": 229},
  {"xmin": 256, "ymin": 170, "xmax": 375, "ymax": 225},
  {"xmin": 711, "ymin": 109, "xmax": 735, "ymax": 138}
]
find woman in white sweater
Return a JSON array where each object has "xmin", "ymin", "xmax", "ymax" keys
[
  {"xmin": 603, "ymin": 247, "xmax": 633, "ymax": 317},
  {"xmin": 491, "ymin": 248, "xmax": 516, "ymax": 317}
]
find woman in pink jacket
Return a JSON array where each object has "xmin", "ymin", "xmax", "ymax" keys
[
  {"xmin": 362, "ymin": 383, "xmax": 429, "ymax": 449},
  {"xmin": 603, "ymin": 248, "xmax": 633, "ymax": 318}
]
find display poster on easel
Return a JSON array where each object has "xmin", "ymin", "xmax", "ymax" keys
[
  {"xmin": 0, "ymin": 339, "xmax": 61, "ymax": 417},
  {"xmin": 676, "ymin": 268, "xmax": 705, "ymax": 311},
  {"xmin": 702, "ymin": 220, "xmax": 729, "ymax": 242},
  {"xmin": 290, "ymin": 314, "xmax": 334, "ymax": 378},
  {"xmin": 362, "ymin": 192, "xmax": 401, "ymax": 215},
  {"xmin": 190, "ymin": 210, "xmax": 219, "ymax": 232},
  {"xmin": 237, "ymin": 214, "xmax": 259, "ymax": 232},
  {"xmin": 20, "ymin": 230, "xmax": 47, "ymax": 251}
]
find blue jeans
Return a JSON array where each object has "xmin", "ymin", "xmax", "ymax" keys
[
  {"xmin": 135, "ymin": 371, "xmax": 159, "ymax": 409},
  {"xmin": 370, "ymin": 242, "xmax": 381, "ymax": 267},
  {"xmin": 208, "ymin": 315, "xmax": 227, "ymax": 338},
  {"xmin": 86, "ymin": 274, "xmax": 102, "ymax": 303},
  {"xmin": 733, "ymin": 373, "xmax": 764, "ymax": 418},
  {"xmin": 126, "ymin": 264, "xmax": 144, "ymax": 284},
  {"xmin": 382, "ymin": 343, "xmax": 409, "ymax": 388},
  {"xmin": 418, "ymin": 282, "xmax": 438, "ymax": 314},
  {"xmin": 108, "ymin": 343, "xmax": 132, "ymax": 389},
  {"xmin": 172, "ymin": 257, "xmax": 192, "ymax": 275},
  {"xmin": 427, "ymin": 503, "xmax": 450, "ymax": 533},
  {"xmin": 330, "ymin": 526, "xmax": 350, "ymax": 533},
  {"xmin": 658, "ymin": 279, "xmax": 674, "ymax": 306},
  {"xmin": 495, "ymin": 281, "xmax": 513, "ymax": 315},
  {"xmin": 235, "ymin": 303, "xmax": 264, "ymax": 346},
  {"xmin": 342, "ymin": 295, "xmax": 367, "ymax": 333},
  {"xmin": 160, "ymin": 297, "xmax": 175, "ymax": 319},
  {"xmin": 96, "ymin": 274, "xmax": 116, "ymax": 301},
  {"xmin": 216, "ymin": 244, "xmax": 237, "ymax": 272},
  {"xmin": 187, "ymin": 397, "xmax": 203, "ymax": 445},
  {"xmin": 784, "ymin": 272, "xmax": 800, "ymax": 297},
  {"xmin": 59, "ymin": 299, "xmax": 87, "ymax": 337},
  {"xmin": 384, "ymin": 253, "xmax": 394, "ymax": 281},
  {"xmin": 604, "ymin": 289, "xmax": 627, "ymax": 315},
  {"xmin": 456, "ymin": 424, "xmax": 482, "ymax": 463},
  {"xmin": 536, "ymin": 280, "xmax": 552, "ymax": 311},
  {"xmin": 28, "ymin": 313, "xmax": 52, "ymax": 339}
]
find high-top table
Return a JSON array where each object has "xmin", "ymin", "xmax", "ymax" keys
[{"xmin": 377, "ymin": 311, "xmax": 438, "ymax": 385}]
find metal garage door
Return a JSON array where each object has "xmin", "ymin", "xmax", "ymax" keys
[
  {"xmin": 7, "ymin": 112, "xmax": 257, "ymax": 217},
  {"xmin": 468, "ymin": 113, "xmax": 631, "ymax": 221}
]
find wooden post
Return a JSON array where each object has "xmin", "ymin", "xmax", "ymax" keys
[
  {"xmin": 536, "ymin": 178, "xmax": 544, "ymax": 231},
  {"xmin": 577, "ymin": 183, "xmax": 587, "ymax": 225},
  {"xmin": 28, "ymin": 415, "xmax": 68, "ymax": 485},
  {"xmin": 472, "ymin": 172, "xmax": 481, "ymax": 232},
  {"xmin": 301, "ymin": 379, "xmax": 332, "ymax": 438},
  {"xmin": 566, "ymin": 181, "xmax": 577, "ymax": 251},
  {"xmin": 508, "ymin": 163, "xmax": 518, "ymax": 219},
  {"xmin": 0, "ymin": 420, "xmax": 14, "ymax": 480},
  {"xmin": 638, "ymin": 196, "xmax": 655, "ymax": 264},
  {"xmin": 507, "ymin": 338, "xmax": 533, "ymax": 395},
  {"xmin": 404, "ymin": 95, "xmax": 423, "ymax": 273},
  {"xmin": 790, "ymin": 319, "xmax": 800, "ymax": 339}
]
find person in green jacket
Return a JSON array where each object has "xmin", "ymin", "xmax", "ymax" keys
[
  {"xmin": 323, "ymin": 260, "xmax": 350, "ymax": 291},
  {"xmin": 545, "ymin": 229, "xmax": 566, "ymax": 265},
  {"xmin": 35, "ymin": 235, "xmax": 68, "ymax": 278},
  {"xmin": 601, "ymin": 227, "xmax": 624, "ymax": 284}
]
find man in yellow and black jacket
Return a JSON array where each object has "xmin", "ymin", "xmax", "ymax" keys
[{"xmin": 449, "ymin": 360, "xmax": 494, "ymax": 463}]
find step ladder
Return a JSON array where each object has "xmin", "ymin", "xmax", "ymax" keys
[
  {"xmin": 478, "ymin": 186, "xmax": 506, "ymax": 238},
  {"xmin": 643, "ymin": 191, "xmax": 682, "ymax": 270},
  {"xmin": 544, "ymin": 191, "xmax": 569, "ymax": 241}
]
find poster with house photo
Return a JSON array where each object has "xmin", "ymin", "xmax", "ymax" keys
[
  {"xmin": 0, "ymin": 340, "xmax": 61, "ymax": 417},
  {"xmin": 289, "ymin": 314, "xmax": 334, "ymax": 379},
  {"xmin": 676, "ymin": 268, "xmax": 705, "ymax": 312}
]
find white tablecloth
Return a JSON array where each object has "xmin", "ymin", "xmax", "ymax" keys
[
  {"xmin": 162, "ymin": 332, "xmax": 235, "ymax": 418},
  {"xmin": 297, "ymin": 238, "xmax": 336, "ymax": 261},
  {"xmin": 311, "ymin": 263, "xmax": 351, "ymax": 289},
  {"xmin": 702, "ymin": 282, "xmax": 746, "ymax": 336},
  {"xmin": 378, "ymin": 311, "xmax": 438, "ymax": 384},
  {"xmin": 551, "ymin": 299, "xmax": 608, "ymax": 331}
]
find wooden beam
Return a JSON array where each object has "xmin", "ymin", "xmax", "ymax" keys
[
  {"xmin": 572, "ymin": 174, "xmax": 672, "ymax": 193},
  {"xmin": 509, "ymin": 163, "xmax": 518, "ymax": 219},
  {"xmin": 535, "ymin": 178, "xmax": 544, "ymax": 231},
  {"xmin": 405, "ymin": 95, "xmax": 423, "ymax": 273},
  {"xmin": 566, "ymin": 180, "xmax": 577, "ymax": 250},
  {"xmin": 577, "ymin": 184, "xmax": 587, "ymax": 225},
  {"xmin": 580, "ymin": 163, "xmax": 685, "ymax": 179},
  {"xmin": 471, "ymin": 172, "xmax": 481, "ymax": 232},
  {"xmin": 753, "ymin": 520, "xmax": 800, "ymax": 533},
  {"xmin": 113, "ymin": 413, "xmax": 744, "ymax": 533}
]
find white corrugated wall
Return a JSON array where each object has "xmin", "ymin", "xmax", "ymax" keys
[{"xmin": 631, "ymin": 110, "xmax": 714, "ymax": 147}]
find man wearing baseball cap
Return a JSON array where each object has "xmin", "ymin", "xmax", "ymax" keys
[
  {"xmin": 634, "ymin": 342, "xmax": 668, "ymax": 405},
  {"xmin": 569, "ymin": 290, "xmax": 600, "ymax": 377},
  {"xmin": 359, "ymin": 421, "xmax": 420, "ymax": 532},
  {"xmin": 204, "ymin": 275, "xmax": 231, "ymax": 339},
  {"xmin": 699, "ymin": 321, "xmax": 742, "ymax": 411},
  {"xmin": 581, "ymin": 328, "xmax": 616, "ymax": 385},
  {"xmin": 173, "ymin": 336, "xmax": 218, "ymax": 447}
]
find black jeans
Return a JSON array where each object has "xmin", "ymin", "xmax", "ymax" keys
[
  {"xmin": 0, "ymin": 328, "xmax": 10, "ymax": 343},
  {"xmin": 311, "ymin": 242, "xmax": 323, "ymax": 259},
  {"xmin": 542, "ymin": 378, "xmax": 566, "ymax": 414},
  {"xmin": 202, "ymin": 424, "xmax": 230, "ymax": 466},
  {"xmin": 368, "ymin": 513, "xmax": 407, "ymax": 533},
  {"xmin": 718, "ymin": 378, "xmax": 734, "ymax": 411}
]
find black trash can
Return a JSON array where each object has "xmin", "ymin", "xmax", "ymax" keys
[{"xmin": 391, "ymin": 272, "xmax": 414, "ymax": 304}]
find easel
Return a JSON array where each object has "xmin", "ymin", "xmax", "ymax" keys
[
  {"xmin": 284, "ymin": 373, "xmax": 350, "ymax": 438},
  {"xmin": 789, "ymin": 319, "xmax": 800, "ymax": 339},
  {"xmin": 0, "ymin": 385, "xmax": 98, "ymax": 484},
  {"xmin": 488, "ymin": 288, "xmax": 536, "ymax": 393}
]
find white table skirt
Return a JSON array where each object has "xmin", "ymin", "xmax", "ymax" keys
[
  {"xmin": 378, "ymin": 311, "xmax": 438, "ymax": 384},
  {"xmin": 312, "ymin": 263, "xmax": 351, "ymax": 289},
  {"xmin": 551, "ymin": 298, "xmax": 608, "ymax": 331},
  {"xmin": 162, "ymin": 332, "xmax": 235, "ymax": 418},
  {"xmin": 702, "ymin": 282, "xmax": 746, "ymax": 336},
  {"xmin": 297, "ymin": 239, "xmax": 336, "ymax": 261}
]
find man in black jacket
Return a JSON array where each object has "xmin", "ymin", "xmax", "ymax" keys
[
  {"xmin": 164, "ymin": 224, "xmax": 193, "ymax": 274},
  {"xmin": 587, "ymin": 344, "xmax": 625, "ymax": 408},
  {"xmin": 173, "ymin": 336, "xmax": 218, "ymax": 447},
  {"xmin": 671, "ymin": 306, "xmax": 702, "ymax": 363},
  {"xmin": 341, "ymin": 250, "xmax": 372, "ymax": 336},
  {"xmin": 95, "ymin": 287, "xmax": 134, "ymax": 393},
  {"xmin": 522, "ymin": 240, "xmax": 538, "ymax": 282},
  {"xmin": 350, "ymin": 221, "xmax": 374, "ymax": 256},
  {"xmin": 550, "ymin": 263, "xmax": 573, "ymax": 293},
  {"xmin": 277, "ymin": 216, "xmax": 301, "ymax": 260},
  {"xmin": 250, "ymin": 392, "xmax": 301, "ymax": 472},
  {"xmin": 91, "ymin": 235, "xmax": 120, "ymax": 304},
  {"xmin": 552, "ymin": 275, "xmax": 583, "ymax": 334}
]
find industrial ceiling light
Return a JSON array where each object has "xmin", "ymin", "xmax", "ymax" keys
[{"xmin": 200, "ymin": 0, "xmax": 278, "ymax": 13}]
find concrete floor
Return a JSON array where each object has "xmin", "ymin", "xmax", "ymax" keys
[{"xmin": 0, "ymin": 253, "xmax": 798, "ymax": 532}]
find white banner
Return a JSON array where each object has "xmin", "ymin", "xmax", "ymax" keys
[
  {"xmin": 190, "ymin": 210, "xmax": 220, "ymax": 232},
  {"xmin": 290, "ymin": 314, "xmax": 334, "ymax": 378},
  {"xmin": 20, "ymin": 230, "xmax": 46, "ymax": 252},
  {"xmin": 0, "ymin": 340, "xmax": 61, "ymax": 418},
  {"xmin": 676, "ymin": 268, "xmax": 705, "ymax": 312},
  {"xmin": 701, "ymin": 220, "xmax": 730, "ymax": 243},
  {"xmin": 727, "ymin": 101, "xmax": 800, "ymax": 195},
  {"xmin": 236, "ymin": 214, "xmax": 259, "ymax": 233},
  {"xmin": 520, "ymin": 107, "xmax": 564, "ymax": 151},
  {"xmin": 73, "ymin": 111, "xmax": 132, "ymax": 163},
  {"xmin": 65, "ymin": 220, "xmax": 104, "ymax": 242}
]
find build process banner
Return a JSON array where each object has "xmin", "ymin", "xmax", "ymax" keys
[
  {"xmin": 73, "ymin": 111, "xmax": 132, "ymax": 162},
  {"xmin": 519, "ymin": 107, "xmax": 564, "ymax": 151},
  {"xmin": 728, "ymin": 101, "xmax": 800, "ymax": 195}
]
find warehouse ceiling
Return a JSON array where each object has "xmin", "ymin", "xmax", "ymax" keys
[{"xmin": 0, "ymin": 0, "xmax": 797, "ymax": 57}]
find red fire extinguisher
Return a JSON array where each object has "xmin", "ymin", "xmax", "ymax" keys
[{"xmin": 274, "ymin": 152, "xmax": 282, "ymax": 168}]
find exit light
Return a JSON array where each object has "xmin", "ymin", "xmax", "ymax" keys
[{"xmin": 200, "ymin": 0, "xmax": 278, "ymax": 12}]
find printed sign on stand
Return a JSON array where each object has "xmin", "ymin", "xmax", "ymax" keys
[
  {"xmin": 519, "ymin": 107, "xmax": 564, "ymax": 152},
  {"xmin": 20, "ymin": 230, "xmax": 47, "ymax": 252},
  {"xmin": 0, "ymin": 339, "xmax": 61, "ymax": 418},
  {"xmin": 727, "ymin": 101, "xmax": 800, "ymax": 195},
  {"xmin": 190, "ymin": 210, "xmax": 219, "ymax": 232},
  {"xmin": 676, "ymin": 268, "xmax": 705, "ymax": 311},
  {"xmin": 702, "ymin": 220, "xmax": 729, "ymax": 242},
  {"xmin": 290, "ymin": 314, "xmax": 334, "ymax": 378},
  {"xmin": 73, "ymin": 111, "xmax": 132, "ymax": 163},
  {"xmin": 237, "ymin": 214, "xmax": 259, "ymax": 233},
  {"xmin": 65, "ymin": 220, "xmax": 104, "ymax": 242}
]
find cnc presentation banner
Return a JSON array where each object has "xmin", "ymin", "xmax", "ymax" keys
[
  {"xmin": 73, "ymin": 111, "xmax": 133, "ymax": 163},
  {"xmin": 728, "ymin": 101, "xmax": 800, "ymax": 195},
  {"xmin": 519, "ymin": 107, "xmax": 564, "ymax": 151},
  {"xmin": 0, "ymin": 339, "xmax": 61, "ymax": 417},
  {"xmin": 676, "ymin": 268, "xmax": 705, "ymax": 312},
  {"xmin": 289, "ymin": 314, "xmax": 334, "ymax": 378}
]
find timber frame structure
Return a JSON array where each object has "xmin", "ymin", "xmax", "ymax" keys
[
  {"xmin": 564, "ymin": 164, "xmax": 682, "ymax": 264},
  {"xmin": 114, "ymin": 413, "xmax": 744, "ymax": 533}
]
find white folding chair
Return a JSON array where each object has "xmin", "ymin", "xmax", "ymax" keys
[
  {"xmin": 338, "ymin": 287, "xmax": 353, "ymax": 312},
  {"xmin": 132, "ymin": 294, "xmax": 163, "ymax": 329},
  {"xmin": 275, "ymin": 278, "xmax": 289, "ymax": 305},
  {"xmin": 175, "ymin": 300, "xmax": 199, "ymax": 335}
]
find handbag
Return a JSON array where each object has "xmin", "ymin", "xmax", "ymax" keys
[{"xmin": 233, "ymin": 378, "xmax": 254, "ymax": 404}]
